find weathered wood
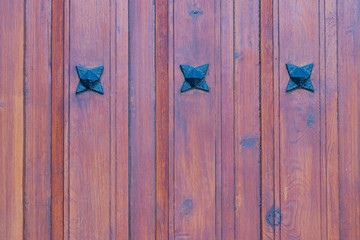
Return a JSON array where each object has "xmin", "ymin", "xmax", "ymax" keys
[
  {"xmin": 234, "ymin": 0, "xmax": 261, "ymax": 238},
  {"xmin": 338, "ymin": 0, "xmax": 360, "ymax": 239},
  {"xmin": 68, "ymin": 0, "xmax": 111, "ymax": 238},
  {"xmin": 0, "ymin": 0, "xmax": 24, "ymax": 239},
  {"xmin": 129, "ymin": 0, "xmax": 156, "ymax": 238},
  {"xmin": 24, "ymin": 0, "xmax": 52, "ymax": 238},
  {"xmin": 173, "ymin": 0, "xmax": 216, "ymax": 239},
  {"xmin": 113, "ymin": 0, "xmax": 130, "ymax": 239},
  {"xmin": 156, "ymin": 0, "xmax": 170, "ymax": 238},
  {"xmin": 220, "ymin": 0, "xmax": 235, "ymax": 239},
  {"xmin": 51, "ymin": 0, "xmax": 64, "ymax": 239},
  {"xmin": 278, "ymin": 0, "xmax": 322, "ymax": 239},
  {"xmin": 261, "ymin": 0, "xmax": 276, "ymax": 238}
]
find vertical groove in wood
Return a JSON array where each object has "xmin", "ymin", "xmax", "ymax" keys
[
  {"xmin": 114, "ymin": 0, "xmax": 129, "ymax": 239},
  {"xmin": 260, "ymin": 0, "xmax": 276, "ymax": 238},
  {"xmin": 338, "ymin": 0, "xmax": 360, "ymax": 239},
  {"xmin": 234, "ymin": 0, "xmax": 261, "ymax": 238},
  {"xmin": 0, "ymin": 0, "xmax": 25, "ymax": 239},
  {"xmin": 129, "ymin": 0, "xmax": 156, "ymax": 238},
  {"xmin": 319, "ymin": 0, "xmax": 327, "ymax": 238},
  {"xmin": 324, "ymin": 0, "xmax": 340, "ymax": 238},
  {"xmin": 24, "ymin": 0, "xmax": 52, "ymax": 238},
  {"xmin": 168, "ymin": 0, "xmax": 175, "ymax": 238},
  {"xmin": 51, "ymin": 0, "xmax": 64, "ymax": 239},
  {"xmin": 273, "ymin": 0, "xmax": 281, "ymax": 239},
  {"xmin": 220, "ymin": 0, "xmax": 235, "ymax": 239},
  {"xmin": 156, "ymin": 0, "xmax": 169, "ymax": 238},
  {"xmin": 214, "ymin": 0, "xmax": 221, "ymax": 238},
  {"xmin": 278, "ymin": 0, "xmax": 322, "ymax": 239}
]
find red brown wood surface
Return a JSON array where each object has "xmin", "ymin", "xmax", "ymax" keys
[
  {"xmin": 114, "ymin": 0, "xmax": 130, "ymax": 239},
  {"xmin": 324, "ymin": 0, "xmax": 340, "ymax": 238},
  {"xmin": 278, "ymin": 0, "xmax": 322, "ymax": 239},
  {"xmin": 0, "ymin": 1, "xmax": 24, "ymax": 239},
  {"xmin": 68, "ymin": 0, "xmax": 111, "ymax": 238},
  {"xmin": 173, "ymin": 0, "xmax": 216, "ymax": 239},
  {"xmin": 129, "ymin": 0, "xmax": 156, "ymax": 238},
  {"xmin": 234, "ymin": 0, "xmax": 261, "ymax": 239},
  {"xmin": 156, "ymin": 0, "xmax": 170, "ymax": 238},
  {"xmin": 24, "ymin": 0, "xmax": 52, "ymax": 238},
  {"xmin": 51, "ymin": 0, "xmax": 64, "ymax": 239},
  {"xmin": 220, "ymin": 0, "xmax": 235, "ymax": 239},
  {"xmin": 261, "ymin": 0, "xmax": 276, "ymax": 238},
  {"xmin": 338, "ymin": 0, "xmax": 360, "ymax": 239}
]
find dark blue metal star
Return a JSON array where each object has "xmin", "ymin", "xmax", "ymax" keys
[
  {"xmin": 76, "ymin": 65, "xmax": 104, "ymax": 94},
  {"xmin": 286, "ymin": 63, "xmax": 314, "ymax": 93},
  {"xmin": 180, "ymin": 64, "xmax": 209, "ymax": 92}
]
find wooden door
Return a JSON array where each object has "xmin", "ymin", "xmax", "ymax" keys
[{"xmin": 1, "ymin": 0, "xmax": 360, "ymax": 239}]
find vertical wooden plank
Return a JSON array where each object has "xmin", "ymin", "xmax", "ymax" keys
[
  {"xmin": 324, "ymin": 0, "xmax": 340, "ymax": 238},
  {"xmin": 114, "ymin": 0, "xmax": 129, "ymax": 239},
  {"xmin": 220, "ymin": 0, "xmax": 235, "ymax": 239},
  {"xmin": 234, "ymin": 0, "xmax": 261, "ymax": 238},
  {"xmin": 129, "ymin": 0, "xmax": 156, "ymax": 238},
  {"xmin": 338, "ymin": 0, "xmax": 360, "ymax": 239},
  {"xmin": 260, "ymin": 0, "xmax": 276, "ymax": 238},
  {"xmin": 173, "ymin": 0, "xmax": 216, "ymax": 239},
  {"xmin": 24, "ymin": 0, "xmax": 52, "ymax": 238},
  {"xmin": 51, "ymin": 0, "xmax": 64, "ymax": 239},
  {"xmin": 0, "ymin": 0, "xmax": 24, "ymax": 239},
  {"xmin": 156, "ymin": 0, "xmax": 170, "ymax": 238},
  {"xmin": 278, "ymin": 0, "xmax": 321, "ymax": 239},
  {"xmin": 68, "ymin": 0, "xmax": 111, "ymax": 238}
]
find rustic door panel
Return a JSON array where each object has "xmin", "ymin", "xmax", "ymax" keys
[{"xmin": 1, "ymin": 0, "xmax": 360, "ymax": 239}]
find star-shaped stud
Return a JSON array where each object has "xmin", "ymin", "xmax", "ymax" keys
[
  {"xmin": 180, "ymin": 64, "xmax": 209, "ymax": 92},
  {"xmin": 286, "ymin": 63, "xmax": 314, "ymax": 92},
  {"xmin": 76, "ymin": 65, "xmax": 104, "ymax": 94}
]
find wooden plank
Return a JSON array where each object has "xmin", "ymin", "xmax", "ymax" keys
[
  {"xmin": 260, "ymin": 0, "xmax": 276, "ymax": 238},
  {"xmin": 0, "ymin": 0, "xmax": 24, "ymax": 239},
  {"xmin": 173, "ymin": 0, "xmax": 216, "ymax": 239},
  {"xmin": 156, "ymin": 0, "xmax": 170, "ymax": 238},
  {"xmin": 338, "ymin": 0, "xmax": 360, "ymax": 239},
  {"xmin": 234, "ymin": 0, "xmax": 261, "ymax": 239},
  {"xmin": 129, "ymin": 0, "xmax": 156, "ymax": 238},
  {"xmin": 24, "ymin": 0, "xmax": 52, "ymax": 238},
  {"xmin": 220, "ymin": 0, "xmax": 235, "ymax": 239},
  {"xmin": 278, "ymin": 0, "xmax": 321, "ymax": 239},
  {"xmin": 51, "ymin": 0, "xmax": 64, "ymax": 239},
  {"xmin": 324, "ymin": 0, "xmax": 340, "ymax": 239},
  {"xmin": 68, "ymin": 0, "xmax": 111, "ymax": 238},
  {"xmin": 114, "ymin": 0, "xmax": 129, "ymax": 239}
]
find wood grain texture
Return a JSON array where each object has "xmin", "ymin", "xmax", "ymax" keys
[
  {"xmin": 114, "ymin": 0, "xmax": 129, "ymax": 239},
  {"xmin": 278, "ymin": 0, "xmax": 322, "ymax": 239},
  {"xmin": 220, "ymin": 0, "xmax": 235, "ymax": 239},
  {"xmin": 173, "ymin": 0, "xmax": 216, "ymax": 239},
  {"xmin": 338, "ymin": 0, "xmax": 360, "ymax": 239},
  {"xmin": 234, "ymin": 0, "xmax": 261, "ymax": 239},
  {"xmin": 260, "ymin": 0, "xmax": 276, "ymax": 238},
  {"xmin": 324, "ymin": 0, "xmax": 340, "ymax": 239},
  {"xmin": 24, "ymin": 0, "xmax": 52, "ymax": 238},
  {"xmin": 68, "ymin": 0, "xmax": 111, "ymax": 238},
  {"xmin": 129, "ymin": 0, "xmax": 156, "ymax": 238},
  {"xmin": 156, "ymin": 0, "xmax": 170, "ymax": 238},
  {"xmin": 51, "ymin": 0, "xmax": 64, "ymax": 239},
  {"xmin": 0, "ymin": 0, "xmax": 24, "ymax": 239}
]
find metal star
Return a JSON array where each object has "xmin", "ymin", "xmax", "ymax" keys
[
  {"xmin": 75, "ymin": 65, "xmax": 104, "ymax": 94},
  {"xmin": 286, "ymin": 63, "xmax": 314, "ymax": 93},
  {"xmin": 180, "ymin": 64, "xmax": 209, "ymax": 92}
]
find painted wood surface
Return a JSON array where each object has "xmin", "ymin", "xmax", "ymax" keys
[{"xmin": 0, "ymin": 0, "xmax": 359, "ymax": 239}]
